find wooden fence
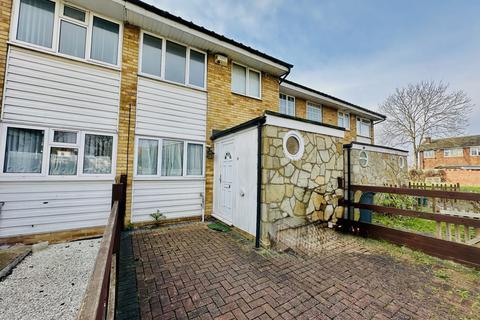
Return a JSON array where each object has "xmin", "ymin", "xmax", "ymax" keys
[
  {"xmin": 341, "ymin": 184, "xmax": 480, "ymax": 268},
  {"xmin": 77, "ymin": 176, "xmax": 126, "ymax": 320}
]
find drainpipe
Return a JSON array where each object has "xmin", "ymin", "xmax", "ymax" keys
[
  {"xmin": 255, "ymin": 117, "xmax": 266, "ymax": 248},
  {"xmin": 343, "ymin": 144, "xmax": 353, "ymax": 224}
]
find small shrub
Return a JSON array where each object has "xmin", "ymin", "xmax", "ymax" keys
[{"xmin": 150, "ymin": 209, "xmax": 165, "ymax": 222}]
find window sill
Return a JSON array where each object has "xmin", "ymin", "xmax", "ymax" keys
[
  {"xmin": 231, "ymin": 91, "xmax": 262, "ymax": 101},
  {"xmin": 138, "ymin": 73, "xmax": 207, "ymax": 92},
  {"xmin": 0, "ymin": 175, "xmax": 115, "ymax": 182},
  {"xmin": 133, "ymin": 176, "xmax": 206, "ymax": 181},
  {"xmin": 9, "ymin": 41, "xmax": 122, "ymax": 72}
]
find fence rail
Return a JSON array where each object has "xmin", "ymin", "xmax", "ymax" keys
[
  {"xmin": 77, "ymin": 178, "xmax": 126, "ymax": 320},
  {"xmin": 343, "ymin": 184, "xmax": 480, "ymax": 268}
]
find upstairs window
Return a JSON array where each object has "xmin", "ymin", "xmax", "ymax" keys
[
  {"xmin": 59, "ymin": 5, "xmax": 87, "ymax": 58},
  {"xmin": 231, "ymin": 63, "xmax": 261, "ymax": 98},
  {"xmin": 423, "ymin": 150, "xmax": 435, "ymax": 158},
  {"xmin": 444, "ymin": 148, "xmax": 463, "ymax": 157},
  {"xmin": 471, "ymin": 147, "xmax": 480, "ymax": 156},
  {"xmin": 90, "ymin": 16, "xmax": 120, "ymax": 65},
  {"xmin": 357, "ymin": 117, "xmax": 371, "ymax": 137},
  {"xmin": 17, "ymin": 0, "xmax": 55, "ymax": 48},
  {"xmin": 14, "ymin": 0, "xmax": 121, "ymax": 66},
  {"xmin": 338, "ymin": 111, "xmax": 350, "ymax": 129},
  {"xmin": 279, "ymin": 94, "xmax": 295, "ymax": 116},
  {"xmin": 140, "ymin": 33, "xmax": 206, "ymax": 88},
  {"xmin": 306, "ymin": 102, "xmax": 322, "ymax": 122}
]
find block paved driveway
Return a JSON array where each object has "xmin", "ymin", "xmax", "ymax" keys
[{"xmin": 116, "ymin": 223, "xmax": 474, "ymax": 320}]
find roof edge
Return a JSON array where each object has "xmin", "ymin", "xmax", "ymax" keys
[
  {"xmin": 281, "ymin": 79, "xmax": 386, "ymax": 120},
  {"xmin": 125, "ymin": 0, "xmax": 293, "ymax": 70}
]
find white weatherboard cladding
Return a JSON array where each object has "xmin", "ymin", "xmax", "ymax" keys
[
  {"xmin": 131, "ymin": 179, "xmax": 204, "ymax": 222},
  {"xmin": 0, "ymin": 180, "xmax": 112, "ymax": 237},
  {"xmin": 3, "ymin": 47, "xmax": 120, "ymax": 132},
  {"xmin": 136, "ymin": 77, "xmax": 207, "ymax": 141}
]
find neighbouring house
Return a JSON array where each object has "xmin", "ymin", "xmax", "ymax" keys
[
  {"xmin": 0, "ymin": 0, "xmax": 407, "ymax": 244},
  {"xmin": 418, "ymin": 135, "xmax": 480, "ymax": 186}
]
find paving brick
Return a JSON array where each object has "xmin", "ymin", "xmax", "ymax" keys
[{"xmin": 121, "ymin": 224, "xmax": 471, "ymax": 319}]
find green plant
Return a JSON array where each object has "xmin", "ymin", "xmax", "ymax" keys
[
  {"xmin": 434, "ymin": 269, "xmax": 449, "ymax": 280},
  {"xmin": 457, "ymin": 289, "xmax": 470, "ymax": 301},
  {"xmin": 150, "ymin": 209, "xmax": 165, "ymax": 222},
  {"xmin": 377, "ymin": 193, "xmax": 415, "ymax": 209}
]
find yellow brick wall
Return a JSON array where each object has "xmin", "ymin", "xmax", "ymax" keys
[
  {"xmin": 116, "ymin": 24, "xmax": 140, "ymax": 225},
  {"xmin": 205, "ymin": 56, "xmax": 280, "ymax": 214},
  {"xmin": 0, "ymin": 0, "xmax": 12, "ymax": 115},
  {"xmin": 295, "ymin": 97, "xmax": 306, "ymax": 118},
  {"xmin": 322, "ymin": 105, "xmax": 337, "ymax": 126}
]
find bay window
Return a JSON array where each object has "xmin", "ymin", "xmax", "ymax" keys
[
  {"xmin": 139, "ymin": 32, "xmax": 206, "ymax": 88},
  {"xmin": 306, "ymin": 102, "xmax": 322, "ymax": 122},
  {"xmin": 279, "ymin": 94, "xmax": 295, "ymax": 116},
  {"xmin": 338, "ymin": 111, "xmax": 350, "ymax": 129},
  {"xmin": 14, "ymin": 0, "xmax": 121, "ymax": 66},
  {"xmin": 1, "ymin": 125, "xmax": 115, "ymax": 177},
  {"xmin": 231, "ymin": 63, "xmax": 261, "ymax": 98},
  {"xmin": 356, "ymin": 117, "xmax": 371, "ymax": 137},
  {"xmin": 135, "ymin": 137, "xmax": 204, "ymax": 177}
]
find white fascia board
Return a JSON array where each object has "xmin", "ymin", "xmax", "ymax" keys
[
  {"xmin": 280, "ymin": 82, "xmax": 383, "ymax": 121},
  {"xmin": 351, "ymin": 143, "xmax": 408, "ymax": 156},
  {"xmin": 265, "ymin": 114, "xmax": 345, "ymax": 139},
  {"xmin": 116, "ymin": 0, "xmax": 290, "ymax": 74}
]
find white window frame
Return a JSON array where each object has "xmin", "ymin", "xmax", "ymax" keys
[
  {"xmin": 306, "ymin": 102, "xmax": 322, "ymax": 122},
  {"xmin": 359, "ymin": 150, "xmax": 369, "ymax": 167},
  {"xmin": 0, "ymin": 123, "xmax": 117, "ymax": 179},
  {"xmin": 338, "ymin": 111, "xmax": 350, "ymax": 130},
  {"xmin": 470, "ymin": 146, "xmax": 480, "ymax": 156},
  {"xmin": 423, "ymin": 150, "xmax": 435, "ymax": 158},
  {"xmin": 444, "ymin": 148, "xmax": 463, "ymax": 158},
  {"xmin": 231, "ymin": 62, "xmax": 262, "ymax": 99},
  {"xmin": 134, "ymin": 136, "xmax": 205, "ymax": 180},
  {"xmin": 356, "ymin": 117, "xmax": 371, "ymax": 138},
  {"xmin": 283, "ymin": 130, "xmax": 305, "ymax": 161},
  {"xmin": 279, "ymin": 93, "xmax": 295, "ymax": 116},
  {"xmin": 10, "ymin": 0, "xmax": 123, "ymax": 68},
  {"xmin": 138, "ymin": 30, "xmax": 207, "ymax": 90}
]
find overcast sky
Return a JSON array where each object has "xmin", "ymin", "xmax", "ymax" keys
[{"xmin": 148, "ymin": 0, "xmax": 480, "ymax": 135}]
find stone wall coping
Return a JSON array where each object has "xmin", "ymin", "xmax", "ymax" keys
[{"xmin": 347, "ymin": 142, "xmax": 408, "ymax": 156}]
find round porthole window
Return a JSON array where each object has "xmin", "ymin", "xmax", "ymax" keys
[
  {"xmin": 399, "ymin": 156, "xmax": 405, "ymax": 169},
  {"xmin": 359, "ymin": 150, "xmax": 368, "ymax": 167},
  {"xmin": 283, "ymin": 131, "xmax": 304, "ymax": 160}
]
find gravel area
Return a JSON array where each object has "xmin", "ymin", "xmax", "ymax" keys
[{"xmin": 0, "ymin": 238, "xmax": 100, "ymax": 320}]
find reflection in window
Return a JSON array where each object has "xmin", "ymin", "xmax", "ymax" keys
[
  {"xmin": 189, "ymin": 50, "xmax": 205, "ymax": 87},
  {"xmin": 141, "ymin": 33, "xmax": 162, "ymax": 77},
  {"xmin": 49, "ymin": 147, "xmax": 78, "ymax": 175},
  {"xmin": 83, "ymin": 134, "xmax": 113, "ymax": 174},
  {"xmin": 4, "ymin": 127, "xmax": 44, "ymax": 173}
]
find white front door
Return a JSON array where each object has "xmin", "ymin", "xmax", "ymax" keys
[{"xmin": 219, "ymin": 141, "xmax": 234, "ymax": 223}]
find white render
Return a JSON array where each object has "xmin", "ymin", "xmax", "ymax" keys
[
  {"xmin": 2, "ymin": 47, "xmax": 121, "ymax": 132},
  {"xmin": 136, "ymin": 77, "xmax": 207, "ymax": 141},
  {"xmin": 213, "ymin": 127, "xmax": 258, "ymax": 236},
  {"xmin": 0, "ymin": 180, "xmax": 112, "ymax": 237}
]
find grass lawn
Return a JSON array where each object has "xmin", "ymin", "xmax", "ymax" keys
[{"xmin": 461, "ymin": 185, "xmax": 480, "ymax": 193}]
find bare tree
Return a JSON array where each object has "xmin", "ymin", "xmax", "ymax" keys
[{"xmin": 378, "ymin": 80, "xmax": 473, "ymax": 169}]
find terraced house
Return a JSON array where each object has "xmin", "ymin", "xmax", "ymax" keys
[{"xmin": 0, "ymin": 0, "xmax": 405, "ymax": 244}]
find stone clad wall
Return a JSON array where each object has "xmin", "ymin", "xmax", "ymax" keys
[
  {"xmin": 260, "ymin": 125, "xmax": 344, "ymax": 246},
  {"xmin": 350, "ymin": 149, "xmax": 408, "ymax": 187}
]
